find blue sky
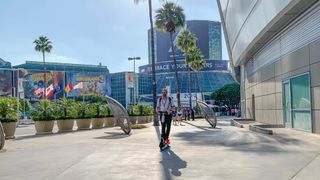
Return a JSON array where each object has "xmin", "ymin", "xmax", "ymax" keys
[{"xmin": 0, "ymin": 0, "xmax": 228, "ymax": 73}]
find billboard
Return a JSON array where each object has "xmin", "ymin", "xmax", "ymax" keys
[
  {"xmin": 0, "ymin": 70, "xmax": 13, "ymax": 97},
  {"xmin": 66, "ymin": 72, "xmax": 111, "ymax": 96},
  {"xmin": 139, "ymin": 60, "xmax": 228, "ymax": 74},
  {"xmin": 18, "ymin": 70, "xmax": 65, "ymax": 100}
]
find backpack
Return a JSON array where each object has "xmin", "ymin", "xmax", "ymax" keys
[{"xmin": 158, "ymin": 96, "xmax": 172, "ymax": 106}]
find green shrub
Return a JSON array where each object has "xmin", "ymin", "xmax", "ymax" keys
[
  {"xmin": 0, "ymin": 97, "xmax": 19, "ymax": 122},
  {"xmin": 131, "ymin": 104, "xmax": 154, "ymax": 116},
  {"xmin": 56, "ymin": 98, "xmax": 78, "ymax": 120},
  {"xmin": 30, "ymin": 100, "xmax": 55, "ymax": 121},
  {"xmin": 74, "ymin": 94, "xmax": 108, "ymax": 103}
]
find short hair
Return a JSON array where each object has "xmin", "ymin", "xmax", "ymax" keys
[{"xmin": 162, "ymin": 88, "xmax": 168, "ymax": 93}]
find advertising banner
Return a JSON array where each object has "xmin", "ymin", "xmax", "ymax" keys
[
  {"xmin": 127, "ymin": 73, "xmax": 134, "ymax": 88},
  {"xmin": 66, "ymin": 72, "xmax": 111, "ymax": 96},
  {"xmin": 0, "ymin": 70, "xmax": 13, "ymax": 97},
  {"xmin": 18, "ymin": 69, "xmax": 65, "ymax": 100},
  {"xmin": 139, "ymin": 60, "xmax": 228, "ymax": 74}
]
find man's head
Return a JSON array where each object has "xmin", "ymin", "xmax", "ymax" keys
[{"xmin": 162, "ymin": 88, "xmax": 168, "ymax": 97}]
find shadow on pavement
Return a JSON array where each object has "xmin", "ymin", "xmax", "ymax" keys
[
  {"xmin": 175, "ymin": 121, "xmax": 311, "ymax": 154},
  {"xmin": 94, "ymin": 132, "xmax": 129, "ymax": 140},
  {"xmin": 154, "ymin": 125, "xmax": 188, "ymax": 179},
  {"xmin": 160, "ymin": 149, "xmax": 187, "ymax": 179}
]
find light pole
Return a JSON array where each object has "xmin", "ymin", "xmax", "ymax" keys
[{"xmin": 128, "ymin": 57, "xmax": 141, "ymax": 105}]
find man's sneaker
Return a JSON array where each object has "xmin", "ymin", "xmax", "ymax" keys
[{"xmin": 165, "ymin": 139, "xmax": 170, "ymax": 144}]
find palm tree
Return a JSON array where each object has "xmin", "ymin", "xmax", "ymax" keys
[
  {"xmin": 34, "ymin": 36, "xmax": 53, "ymax": 99},
  {"xmin": 177, "ymin": 29, "xmax": 197, "ymax": 109},
  {"xmin": 134, "ymin": 0, "xmax": 164, "ymax": 126},
  {"xmin": 155, "ymin": 2, "xmax": 186, "ymax": 106},
  {"xmin": 187, "ymin": 48, "xmax": 205, "ymax": 100}
]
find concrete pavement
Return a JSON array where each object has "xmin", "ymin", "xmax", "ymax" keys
[{"xmin": 0, "ymin": 117, "xmax": 320, "ymax": 180}]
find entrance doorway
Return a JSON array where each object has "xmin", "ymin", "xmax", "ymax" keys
[{"xmin": 282, "ymin": 73, "xmax": 312, "ymax": 132}]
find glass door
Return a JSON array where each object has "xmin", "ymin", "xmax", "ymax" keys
[
  {"xmin": 290, "ymin": 74, "xmax": 312, "ymax": 132},
  {"xmin": 283, "ymin": 81, "xmax": 291, "ymax": 128},
  {"xmin": 283, "ymin": 74, "xmax": 312, "ymax": 132}
]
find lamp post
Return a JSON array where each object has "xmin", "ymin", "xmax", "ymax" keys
[{"xmin": 128, "ymin": 57, "xmax": 141, "ymax": 105}]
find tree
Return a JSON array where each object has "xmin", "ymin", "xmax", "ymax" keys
[
  {"xmin": 211, "ymin": 83, "xmax": 240, "ymax": 106},
  {"xmin": 34, "ymin": 36, "xmax": 53, "ymax": 99},
  {"xmin": 187, "ymin": 48, "xmax": 205, "ymax": 100},
  {"xmin": 177, "ymin": 29, "xmax": 197, "ymax": 109},
  {"xmin": 134, "ymin": 0, "xmax": 164, "ymax": 126},
  {"xmin": 155, "ymin": 2, "xmax": 186, "ymax": 106}
]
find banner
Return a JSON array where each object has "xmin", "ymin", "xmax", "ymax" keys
[
  {"xmin": 139, "ymin": 60, "xmax": 228, "ymax": 74},
  {"xmin": 0, "ymin": 70, "xmax": 13, "ymax": 97},
  {"xmin": 66, "ymin": 72, "xmax": 111, "ymax": 96},
  {"xmin": 127, "ymin": 73, "xmax": 134, "ymax": 88},
  {"xmin": 18, "ymin": 69, "xmax": 65, "ymax": 100}
]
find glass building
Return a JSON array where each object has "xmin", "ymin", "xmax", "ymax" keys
[
  {"xmin": 148, "ymin": 20, "xmax": 222, "ymax": 64},
  {"xmin": 217, "ymin": 0, "xmax": 320, "ymax": 133},
  {"xmin": 141, "ymin": 20, "xmax": 235, "ymax": 106}
]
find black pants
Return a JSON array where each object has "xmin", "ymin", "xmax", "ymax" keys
[{"xmin": 160, "ymin": 114, "xmax": 172, "ymax": 140}]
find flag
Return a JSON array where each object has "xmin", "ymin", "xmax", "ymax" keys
[
  {"xmin": 74, "ymin": 82, "xmax": 84, "ymax": 89},
  {"xmin": 65, "ymin": 82, "xmax": 73, "ymax": 93},
  {"xmin": 35, "ymin": 88, "xmax": 44, "ymax": 95},
  {"xmin": 45, "ymin": 84, "xmax": 54, "ymax": 98}
]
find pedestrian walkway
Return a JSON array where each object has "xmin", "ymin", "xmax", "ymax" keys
[{"xmin": 1, "ymin": 117, "xmax": 320, "ymax": 180}]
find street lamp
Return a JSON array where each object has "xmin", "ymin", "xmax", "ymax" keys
[{"xmin": 128, "ymin": 57, "xmax": 141, "ymax": 105}]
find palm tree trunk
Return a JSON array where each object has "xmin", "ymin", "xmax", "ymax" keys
[
  {"xmin": 43, "ymin": 51, "xmax": 47, "ymax": 100},
  {"xmin": 148, "ymin": 0, "xmax": 159, "ymax": 126},
  {"xmin": 170, "ymin": 32, "xmax": 180, "ymax": 106},
  {"xmin": 196, "ymin": 71, "xmax": 203, "ymax": 100},
  {"xmin": 187, "ymin": 62, "xmax": 192, "ymax": 109}
]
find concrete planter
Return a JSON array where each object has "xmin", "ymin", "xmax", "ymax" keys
[
  {"xmin": 92, "ymin": 118, "xmax": 104, "ymax": 129},
  {"xmin": 104, "ymin": 117, "xmax": 116, "ymax": 127},
  {"xmin": 76, "ymin": 119, "xmax": 92, "ymax": 130},
  {"xmin": 147, "ymin": 115, "xmax": 153, "ymax": 123},
  {"xmin": 34, "ymin": 121, "xmax": 54, "ymax": 135},
  {"xmin": 129, "ymin": 116, "xmax": 138, "ymax": 125},
  {"xmin": 2, "ymin": 122, "xmax": 17, "ymax": 139},
  {"xmin": 137, "ymin": 116, "xmax": 148, "ymax": 124},
  {"xmin": 57, "ymin": 119, "xmax": 74, "ymax": 132}
]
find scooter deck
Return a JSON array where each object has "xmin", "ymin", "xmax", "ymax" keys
[{"xmin": 160, "ymin": 144, "xmax": 170, "ymax": 151}]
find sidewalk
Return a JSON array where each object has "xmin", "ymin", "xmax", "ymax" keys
[{"xmin": 1, "ymin": 117, "xmax": 320, "ymax": 180}]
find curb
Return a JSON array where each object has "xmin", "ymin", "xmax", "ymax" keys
[
  {"xmin": 231, "ymin": 120, "xmax": 244, "ymax": 128},
  {"xmin": 249, "ymin": 125, "xmax": 273, "ymax": 135}
]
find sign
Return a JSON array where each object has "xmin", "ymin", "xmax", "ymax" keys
[
  {"xmin": 0, "ymin": 70, "xmax": 12, "ymax": 97},
  {"xmin": 66, "ymin": 72, "xmax": 111, "ymax": 97},
  {"xmin": 139, "ymin": 60, "xmax": 228, "ymax": 74},
  {"xmin": 127, "ymin": 73, "xmax": 134, "ymax": 88}
]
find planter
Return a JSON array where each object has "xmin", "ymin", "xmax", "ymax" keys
[
  {"xmin": 57, "ymin": 119, "xmax": 74, "ymax": 132},
  {"xmin": 92, "ymin": 118, "xmax": 104, "ymax": 129},
  {"xmin": 129, "ymin": 116, "xmax": 138, "ymax": 125},
  {"xmin": 2, "ymin": 122, "xmax": 17, "ymax": 139},
  {"xmin": 104, "ymin": 117, "xmax": 116, "ymax": 127},
  {"xmin": 148, "ymin": 115, "xmax": 154, "ymax": 123},
  {"xmin": 137, "ymin": 116, "xmax": 147, "ymax": 124},
  {"xmin": 76, "ymin": 119, "xmax": 91, "ymax": 130},
  {"xmin": 34, "ymin": 121, "xmax": 54, "ymax": 135}
]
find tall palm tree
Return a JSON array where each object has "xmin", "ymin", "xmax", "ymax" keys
[
  {"xmin": 34, "ymin": 36, "xmax": 53, "ymax": 99},
  {"xmin": 134, "ymin": 0, "xmax": 163, "ymax": 126},
  {"xmin": 177, "ymin": 28, "xmax": 197, "ymax": 109},
  {"xmin": 155, "ymin": 2, "xmax": 186, "ymax": 106},
  {"xmin": 187, "ymin": 48, "xmax": 205, "ymax": 100}
]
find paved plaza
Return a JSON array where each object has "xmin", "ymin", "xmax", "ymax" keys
[{"xmin": 1, "ymin": 117, "xmax": 320, "ymax": 180}]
